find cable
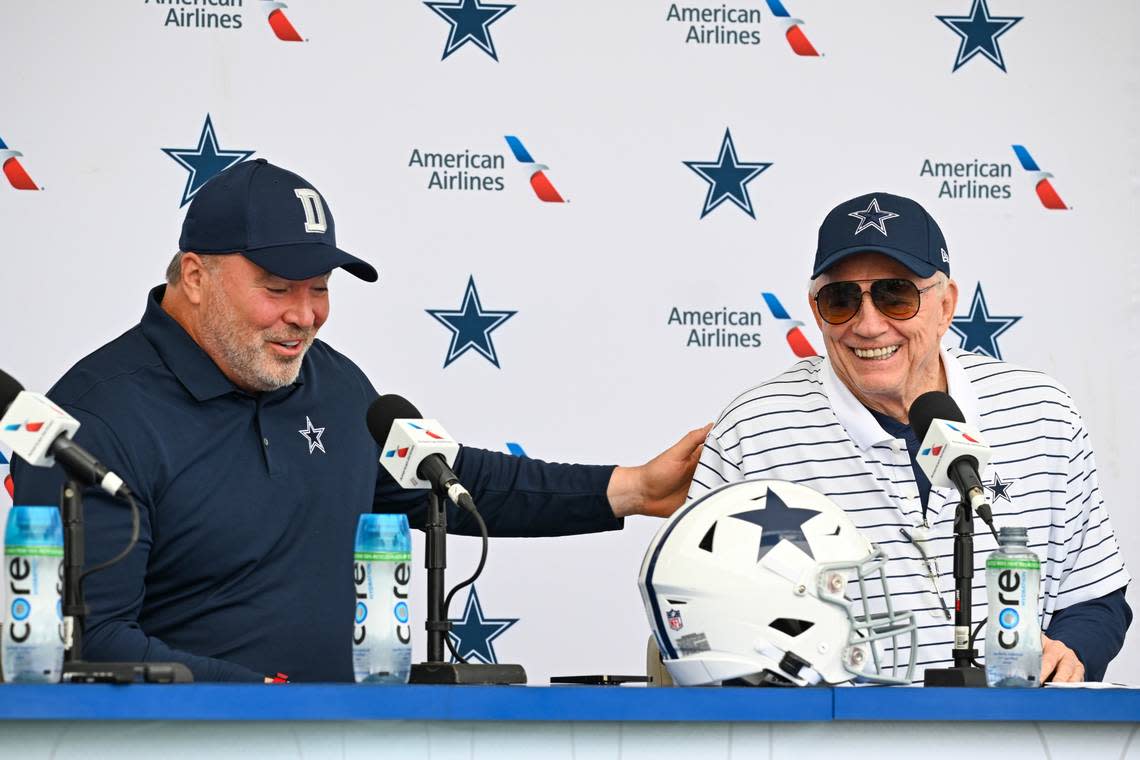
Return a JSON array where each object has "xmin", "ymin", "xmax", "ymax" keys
[
  {"xmin": 441, "ymin": 499, "xmax": 489, "ymax": 665},
  {"xmin": 969, "ymin": 617, "xmax": 986, "ymax": 669},
  {"xmin": 78, "ymin": 490, "xmax": 140, "ymax": 582}
]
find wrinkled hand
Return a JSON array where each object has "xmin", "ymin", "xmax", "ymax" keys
[
  {"xmin": 1041, "ymin": 633, "xmax": 1085, "ymax": 683},
  {"xmin": 607, "ymin": 424, "xmax": 712, "ymax": 518}
]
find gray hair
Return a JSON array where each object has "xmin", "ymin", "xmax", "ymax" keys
[{"xmin": 165, "ymin": 251, "xmax": 221, "ymax": 286}]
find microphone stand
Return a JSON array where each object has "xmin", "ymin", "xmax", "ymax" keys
[
  {"xmin": 58, "ymin": 480, "xmax": 191, "ymax": 684},
  {"xmin": 923, "ymin": 493, "xmax": 987, "ymax": 687},
  {"xmin": 409, "ymin": 490, "xmax": 526, "ymax": 685}
]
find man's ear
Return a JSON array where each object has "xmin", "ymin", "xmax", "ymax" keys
[
  {"xmin": 939, "ymin": 277, "xmax": 959, "ymax": 333},
  {"xmin": 179, "ymin": 253, "xmax": 209, "ymax": 306}
]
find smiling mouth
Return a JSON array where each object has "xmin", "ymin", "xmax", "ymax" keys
[{"xmin": 852, "ymin": 345, "xmax": 899, "ymax": 360}]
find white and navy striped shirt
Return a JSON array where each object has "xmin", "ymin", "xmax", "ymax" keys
[{"xmin": 689, "ymin": 346, "xmax": 1131, "ymax": 680}]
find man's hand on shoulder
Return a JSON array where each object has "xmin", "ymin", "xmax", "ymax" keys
[
  {"xmin": 607, "ymin": 424, "xmax": 712, "ymax": 519},
  {"xmin": 1041, "ymin": 633, "xmax": 1085, "ymax": 683}
]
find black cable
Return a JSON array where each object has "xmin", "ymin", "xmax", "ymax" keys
[
  {"xmin": 78, "ymin": 490, "xmax": 140, "ymax": 582},
  {"xmin": 441, "ymin": 498, "xmax": 489, "ymax": 665},
  {"xmin": 969, "ymin": 617, "xmax": 986, "ymax": 669}
]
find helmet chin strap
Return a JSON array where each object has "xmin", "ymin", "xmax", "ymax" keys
[{"xmin": 755, "ymin": 641, "xmax": 824, "ymax": 685}]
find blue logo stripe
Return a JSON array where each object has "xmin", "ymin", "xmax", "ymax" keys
[
  {"xmin": 762, "ymin": 292, "xmax": 791, "ymax": 320},
  {"xmin": 1011, "ymin": 145, "xmax": 1039, "ymax": 172},
  {"xmin": 765, "ymin": 0, "xmax": 791, "ymax": 17},
  {"xmin": 504, "ymin": 136, "xmax": 534, "ymax": 164},
  {"xmin": 506, "ymin": 442, "xmax": 527, "ymax": 457}
]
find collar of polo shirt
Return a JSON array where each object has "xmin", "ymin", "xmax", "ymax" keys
[{"xmin": 822, "ymin": 345, "xmax": 983, "ymax": 451}]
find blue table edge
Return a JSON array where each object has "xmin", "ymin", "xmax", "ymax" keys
[{"xmin": 0, "ymin": 685, "xmax": 1136, "ymax": 723}]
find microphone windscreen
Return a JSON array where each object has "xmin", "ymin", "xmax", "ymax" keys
[
  {"xmin": 366, "ymin": 394, "xmax": 423, "ymax": 444},
  {"xmin": 0, "ymin": 369, "xmax": 25, "ymax": 414},
  {"xmin": 909, "ymin": 391, "xmax": 965, "ymax": 442}
]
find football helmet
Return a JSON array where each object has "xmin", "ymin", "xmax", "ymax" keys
[{"xmin": 638, "ymin": 480, "xmax": 916, "ymax": 686}]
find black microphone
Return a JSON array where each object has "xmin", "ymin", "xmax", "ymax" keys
[
  {"xmin": 366, "ymin": 394, "xmax": 475, "ymax": 511},
  {"xmin": 0, "ymin": 368, "xmax": 133, "ymax": 499},
  {"xmin": 909, "ymin": 390, "xmax": 996, "ymax": 534}
]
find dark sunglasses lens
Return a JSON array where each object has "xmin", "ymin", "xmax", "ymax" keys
[
  {"xmin": 871, "ymin": 279, "xmax": 921, "ymax": 319},
  {"xmin": 817, "ymin": 282, "xmax": 863, "ymax": 324}
]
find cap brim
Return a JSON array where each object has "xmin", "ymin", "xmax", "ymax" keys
[
  {"xmin": 812, "ymin": 245, "xmax": 938, "ymax": 280},
  {"xmin": 242, "ymin": 243, "xmax": 379, "ymax": 283}
]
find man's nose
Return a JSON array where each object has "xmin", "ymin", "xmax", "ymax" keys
[
  {"xmin": 283, "ymin": 291, "xmax": 318, "ymax": 329},
  {"xmin": 850, "ymin": 291, "xmax": 889, "ymax": 334}
]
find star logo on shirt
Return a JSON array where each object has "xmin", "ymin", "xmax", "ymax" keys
[
  {"xmin": 948, "ymin": 283, "xmax": 1021, "ymax": 360},
  {"xmin": 985, "ymin": 472, "xmax": 1015, "ymax": 504},
  {"xmin": 447, "ymin": 586, "xmax": 518, "ymax": 664},
  {"xmin": 729, "ymin": 487, "xmax": 820, "ymax": 561},
  {"xmin": 683, "ymin": 128, "xmax": 772, "ymax": 220},
  {"xmin": 848, "ymin": 197, "xmax": 900, "ymax": 237},
  {"xmin": 427, "ymin": 276, "xmax": 517, "ymax": 368},
  {"xmin": 162, "ymin": 114, "xmax": 255, "ymax": 207},
  {"xmin": 936, "ymin": 0, "xmax": 1023, "ymax": 73},
  {"xmin": 424, "ymin": 0, "xmax": 515, "ymax": 61},
  {"xmin": 298, "ymin": 416, "xmax": 326, "ymax": 454}
]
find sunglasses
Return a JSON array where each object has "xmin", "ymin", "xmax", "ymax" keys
[{"xmin": 814, "ymin": 278, "xmax": 940, "ymax": 325}]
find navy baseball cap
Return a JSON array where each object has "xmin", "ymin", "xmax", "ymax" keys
[
  {"xmin": 812, "ymin": 192, "xmax": 949, "ymax": 279},
  {"xmin": 178, "ymin": 159, "xmax": 378, "ymax": 282}
]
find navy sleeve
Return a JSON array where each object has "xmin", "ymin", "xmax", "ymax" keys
[
  {"xmin": 1044, "ymin": 586, "xmax": 1132, "ymax": 681},
  {"xmin": 11, "ymin": 408, "xmax": 264, "ymax": 683},
  {"xmin": 373, "ymin": 446, "xmax": 623, "ymax": 537}
]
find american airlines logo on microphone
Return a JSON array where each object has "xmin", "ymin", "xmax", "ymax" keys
[{"xmin": 379, "ymin": 420, "xmax": 460, "ymax": 490}]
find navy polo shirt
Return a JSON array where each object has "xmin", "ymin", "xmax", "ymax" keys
[{"xmin": 13, "ymin": 287, "xmax": 621, "ymax": 682}]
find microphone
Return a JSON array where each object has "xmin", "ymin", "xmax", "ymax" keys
[
  {"xmin": 0, "ymin": 369, "xmax": 132, "ymax": 499},
  {"xmin": 366, "ymin": 394, "xmax": 475, "ymax": 511},
  {"xmin": 909, "ymin": 391, "xmax": 997, "ymax": 536}
]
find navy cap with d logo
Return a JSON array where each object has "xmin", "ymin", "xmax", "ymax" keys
[
  {"xmin": 179, "ymin": 159, "xmax": 378, "ymax": 282},
  {"xmin": 812, "ymin": 192, "xmax": 949, "ymax": 279}
]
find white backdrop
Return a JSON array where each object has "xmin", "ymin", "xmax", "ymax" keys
[{"xmin": 0, "ymin": 0, "xmax": 1137, "ymax": 683}]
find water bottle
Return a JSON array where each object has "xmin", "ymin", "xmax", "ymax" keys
[
  {"xmin": 2, "ymin": 506, "xmax": 64, "ymax": 683},
  {"xmin": 352, "ymin": 513, "xmax": 412, "ymax": 684},
  {"xmin": 985, "ymin": 526, "xmax": 1042, "ymax": 687}
]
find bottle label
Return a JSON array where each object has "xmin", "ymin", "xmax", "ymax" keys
[
  {"xmin": 986, "ymin": 557, "xmax": 1039, "ymax": 571},
  {"xmin": 353, "ymin": 551, "xmax": 412, "ymax": 562},
  {"xmin": 3, "ymin": 545, "xmax": 64, "ymax": 558}
]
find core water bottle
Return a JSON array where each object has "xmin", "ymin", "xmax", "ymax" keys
[
  {"xmin": 2, "ymin": 506, "xmax": 64, "ymax": 683},
  {"xmin": 352, "ymin": 513, "xmax": 412, "ymax": 684},
  {"xmin": 985, "ymin": 526, "xmax": 1043, "ymax": 687}
]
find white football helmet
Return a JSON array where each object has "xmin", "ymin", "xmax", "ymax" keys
[{"xmin": 638, "ymin": 480, "xmax": 916, "ymax": 686}]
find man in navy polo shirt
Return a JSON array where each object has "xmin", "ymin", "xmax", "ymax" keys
[{"xmin": 12, "ymin": 159, "xmax": 709, "ymax": 682}]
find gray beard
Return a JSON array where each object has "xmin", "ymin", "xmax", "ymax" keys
[{"xmin": 199, "ymin": 294, "xmax": 315, "ymax": 392}]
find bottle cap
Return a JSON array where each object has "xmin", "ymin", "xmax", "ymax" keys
[
  {"xmin": 997, "ymin": 526, "xmax": 1029, "ymax": 544},
  {"xmin": 5, "ymin": 506, "xmax": 63, "ymax": 548},
  {"xmin": 354, "ymin": 513, "xmax": 411, "ymax": 555}
]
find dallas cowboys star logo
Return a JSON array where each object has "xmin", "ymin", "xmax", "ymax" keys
[
  {"xmin": 683, "ymin": 128, "xmax": 772, "ymax": 220},
  {"xmin": 448, "ymin": 586, "xmax": 518, "ymax": 664},
  {"xmin": 424, "ymin": 0, "xmax": 514, "ymax": 61},
  {"xmin": 162, "ymin": 114, "xmax": 254, "ymax": 208},
  {"xmin": 937, "ymin": 0, "xmax": 1023, "ymax": 73},
  {"xmin": 985, "ymin": 472, "xmax": 1014, "ymax": 504},
  {"xmin": 729, "ymin": 487, "xmax": 820, "ymax": 562},
  {"xmin": 949, "ymin": 283, "xmax": 1021, "ymax": 360},
  {"xmin": 298, "ymin": 416, "xmax": 326, "ymax": 454},
  {"xmin": 427, "ymin": 276, "xmax": 517, "ymax": 369},
  {"xmin": 848, "ymin": 198, "xmax": 900, "ymax": 237}
]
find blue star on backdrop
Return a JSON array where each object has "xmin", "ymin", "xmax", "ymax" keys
[
  {"xmin": 985, "ymin": 472, "xmax": 1014, "ymax": 504},
  {"xmin": 949, "ymin": 283, "xmax": 1021, "ymax": 360},
  {"xmin": 729, "ymin": 487, "xmax": 820, "ymax": 561},
  {"xmin": 684, "ymin": 128, "xmax": 771, "ymax": 219},
  {"xmin": 427, "ymin": 276, "xmax": 517, "ymax": 368},
  {"xmin": 448, "ymin": 586, "xmax": 518, "ymax": 664},
  {"xmin": 424, "ymin": 0, "xmax": 514, "ymax": 61},
  {"xmin": 162, "ymin": 114, "xmax": 254, "ymax": 208},
  {"xmin": 937, "ymin": 0, "xmax": 1022, "ymax": 73}
]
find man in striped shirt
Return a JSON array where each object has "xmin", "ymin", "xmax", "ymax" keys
[{"xmin": 690, "ymin": 192, "xmax": 1131, "ymax": 682}]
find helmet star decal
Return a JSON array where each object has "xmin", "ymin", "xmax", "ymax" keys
[{"xmin": 728, "ymin": 487, "xmax": 820, "ymax": 561}]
